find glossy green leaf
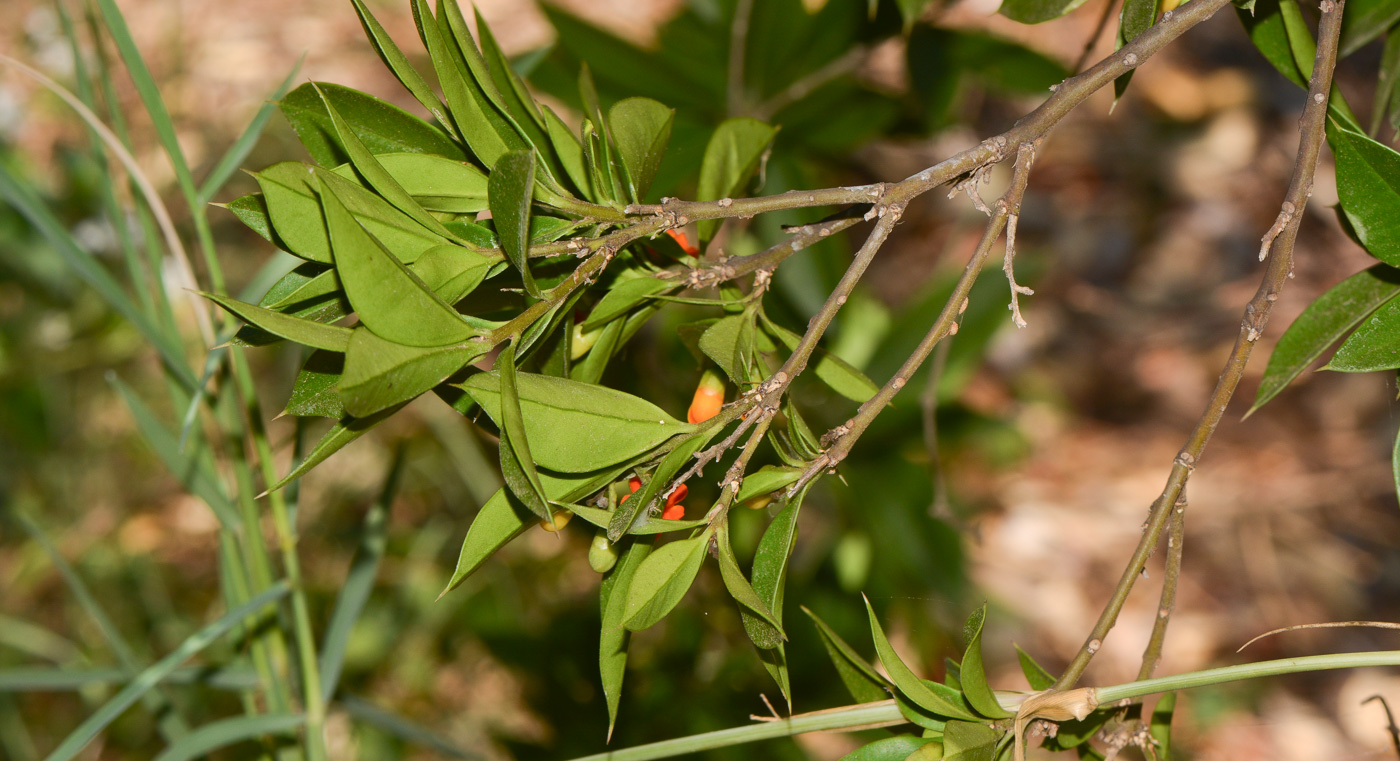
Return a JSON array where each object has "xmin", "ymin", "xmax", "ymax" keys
[
  {"xmin": 839, "ymin": 735, "xmax": 940, "ymax": 761},
  {"xmin": 803, "ymin": 606, "xmax": 891, "ymax": 703},
  {"xmin": 410, "ymin": 245, "xmax": 495, "ymax": 305},
  {"xmin": 489, "ymin": 148, "xmax": 540, "ymax": 297},
  {"xmin": 607, "ymin": 429, "xmax": 712, "ymax": 541},
  {"xmin": 286, "ymin": 351, "xmax": 346, "ymax": 418},
  {"xmin": 317, "ymin": 85, "xmax": 463, "ymax": 242},
  {"xmin": 267, "ymin": 406, "xmax": 403, "ymax": 493},
  {"xmin": 716, "ymin": 520, "xmax": 785, "ymax": 640},
  {"xmin": 280, "ymin": 82, "xmax": 465, "ymax": 167},
  {"xmin": 461, "ymin": 370, "xmax": 693, "ymax": 474},
  {"xmin": 321, "ymin": 178, "xmax": 477, "ymax": 346},
  {"xmin": 263, "ymin": 268, "xmax": 340, "ymax": 311},
  {"xmin": 471, "ymin": 6, "xmax": 543, "ymax": 125},
  {"xmin": 582, "ymin": 275, "xmax": 674, "ymax": 330},
  {"xmin": 696, "ymin": 118, "xmax": 778, "ymax": 242},
  {"xmin": 764, "ymin": 318, "xmax": 878, "ymax": 402},
  {"xmin": 256, "ymin": 162, "xmax": 448, "ymax": 264},
  {"xmin": 1015, "ymin": 645, "xmax": 1056, "ymax": 691},
  {"xmin": 701, "ymin": 312, "xmax": 758, "ymax": 383},
  {"xmin": 201, "ymin": 291, "xmax": 351, "ymax": 352},
  {"xmin": 865, "ymin": 596, "xmax": 978, "ymax": 720},
  {"xmin": 565, "ymin": 502, "xmax": 708, "ymax": 534},
  {"xmin": 341, "ymin": 328, "xmax": 486, "ymax": 417},
  {"xmin": 1333, "ymin": 126, "xmax": 1400, "ymax": 265},
  {"xmin": 999, "ymin": 0, "xmax": 1091, "ymax": 24},
  {"xmin": 735, "ymin": 465, "xmax": 803, "ymax": 503},
  {"xmin": 623, "ymin": 527, "xmax": 714, "ymax": 631},
  {"xmin": 1252, "ymin": 264, "xmax": 1400, "ymax": 411},
  {"xmin": 408, "ymin": 0, "xmax": 517, "ymax": 167},
  {"xmin": 332, "ymin": 152, "xmax": 489, "ymax": 213},
  {"xmin": 740, "ymin": 491, "xmax": 803, "ymax": 650},
  {"xmin": 496, "ymin": 342, "xmax": 553, "ymax": 521},
  {"xmin": 543, "ymin": 104, "xmax": 591, "ymax": 199},
  {"xmin": 1113, "ymin": 0, "xmax": 1158, "ymax": 101},
  {"xmin": 1341, "ymin": 0, "xmax": 1400, "ymax": 57},
  {"xmin": 959, "ymin": 605, "xmax": 1010, "ymax": 718},
  {"xmin": 348, "ymin": 0, "xmax": 456, "ymax": 139},
  {"xmin": 1149, "ymin": 692, "xmax": 1176, "ymax": 759},
  {"xmin": 941, "ymin": 720, "xmax": 1000, "ymax": 760},
  {"xmin": 225, "ymin": 193, "xmax": 274, "ymax": 241},
  {"xmin": 600, "ymin": 537, "xmax": 654, "ymax": 739},
  {"xmin": 41, "ymin": 584, "xmax": 290, "ymax": 761},
  {"xmin": 1328, "ymin": 293, "xmax": 1400, "ymax": 371},
  {"xmin": 608, "ymin": 97, "xmax": 674, "ymax": 202}
]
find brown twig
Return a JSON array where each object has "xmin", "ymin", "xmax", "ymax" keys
[
  {"xmin": 1364, "ymin": 695, "xmax": 1400, "ymax": 760},
  {"xmin": 1138, "ymin": 493, "xmax": 1187, "ymax": 680},
  {"xmin": 1053, "ymin": 0, "xmax": 1346, "ymax": 690}
]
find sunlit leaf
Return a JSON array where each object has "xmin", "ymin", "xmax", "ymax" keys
[{"xmin": 623, "ymin": 527, "xmax": 714, "ymax": 631}]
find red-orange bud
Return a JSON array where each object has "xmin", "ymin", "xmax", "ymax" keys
[
  {"xmin": 666, "ymin": 228, "xmax": 700, "ymax": 256},
  {"xmin": 665, "ymin": 483, "xmax": 688, "ymax": 509},
  {"xmin": 687, "ymin": 369, "xmax": 726, "ymax": 424},
  {"xmin": 661, "ymin": 503, "xmax": 685, "ymax": 521}
]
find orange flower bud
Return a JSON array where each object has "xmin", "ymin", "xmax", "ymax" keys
[
  {"xmin": 666, "ymin": 228, "xmax": 700, "ymax": 256},
  {"xmin": 688, "ymin": 369, "xmax": 726, "ymax": 424},
  {"xmin": 665, "ymin": 483, "xmax": 688, "ymax": 509},
  {"xmin": 661, "ymin": 503, "xmax": 685, "ymax": 521},
  {"xmin": 628, "ymin": 477, "xmax": 642, "ymax": 492}
]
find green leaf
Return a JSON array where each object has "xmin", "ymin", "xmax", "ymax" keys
[
  {"xmin": 340, "ymin": 328, "xmax": 487, "ymax": 417},
  {"xmin": 600, "ymin": 537, "xmax": 654, "ymax": 740},
  {"xmin": 608, "ymin": 97, "xmax": 674, "ymax": 203},
  {"xmin": 348, "ymin": 0, "xmax": 456, "ymax": 139},
  {"xmin": 716, "ymin": 520, "xmax": 785, "ymax": 640},
  {"xmin": 1373, "ymin": 31, "xmax": 1400, "ymax": 137},
  {"xmin": 1113, "ymin": 0, "xmax": 1159, "ymax": 101},
  {"xmin": 865, "ymin": 596, "xmax": 978, "ymax": 720},
  {"xmin": 941, "ymin": 720, "xmax": 1001, "ymax": 761},
  {"xmin": 1328, "ymin": 292, "xmax": 1400, "ymax": 371},
  {"xmin": 696, "ymin": 118, "xmax": 779, "ymax": 242},
  {"xmin": 1341, "ymin": 0, "xmax": 1400, "ymax": 57},
  {"xmin": 763, "ymin": 318, "xmax": 878, "ymax": 402},
  {"xmin": 320, "ymin": 177, "xmax": 477, "ymax": 346},
  {"xmin": 267, "ymin": 406, "xmax": 403, "ymax": 493},
  {"xmin": 1238, "ymin": 0, "xmax": 1308, "ymax": 88},
  {"xmin": 150, "ymin": 715, "xmax": 305, "ymax": 761},
  {"xmin": 582, "ymin": 275, "xmax": 674, "ymax": 330},
  {"xmin": 41, "ymin": 584, "xmax": 291, "ymax": 761},
  {"xmin": 286, "ymin": 351, "xmax": 346, "ymax": 418},
  {"xmin": 441, "ymin": 466, "xmax": 626, "ymax": 595},
  {"xmin": 461, "ymin": 370, "xmax": 693, "ymax": 474},
  {"xmin": 316, "ymin": 85, "xmax": 465, "ymax": 243},
  {"xmin": 489, "ymin": 148, "xmax": 540, "ymax": 297},
  {"xmin": 564, "ymin": 502, "xmax": 708, "ymax": 534},
  {"xmin": 1015, "ymin": 645, "xmax": 1056, "ymax": 691},
  {"xmin": 803, "ymin": 606, "xmax": 892, "ymax": 704},
  {"xmin": 332, "ymin": 152, "xmax": 490, "ymax": 214},
  {"xmin": 701, "ymin": 312, "xmax": 758, "ymax": 383},
  {"xmin": 607, "ymin": 430, "xmax": 711, "ymax": 541},
  {"xmin": 623, "ymin": 527, "xmax": 715, "ymax": 631},
  {"xmin": 225, "ymin": 193, "xmax": 274, "ymax": 241},
  {"xmin": 543, "ymin": 104, "xmax": 591, "ymax": 199},
  {"xmin": 735, "ymin": 465, "xmax": 803, "ymax": 503},
  {"xmin": 1332, "ymin": 126, "xmax": 1400, "ymax": 266},
  {"xmin": 839, "ymin": 735, "xmax": 940, "ymax": 761},
  {"xmin": 263, "ymin": 266, "xmax": 340, "ymax": 310},
  {"xmin": 1251, "ymin": 264, "xmax": 1400, "ymax": 411},
  {"xmin": 410, "ymin": 245, "xmax": 495, "ymax": 305},
  {"xmin": 999, "ymin": 0, "xmax": 1091, "ymax": 24},
  {"xmin": 959, "ymin": 605, "xmax": 1010, "ymax": 718},
  {"xmin": 582, "ymin": 119, "xmax": 618, "ymax": 204},
  {"xmin": 496, "ymin": 342, "xmax": 553, "ymax": 521},
  {"xmin": 280, "ymin": 82, "xmax": 465, "ymax": 167},
  {"xmin": 319, "ymin": 452, "xmax": 402, "ymax": 701},
  {"xmin": 256, "ymin": 162, "xmax": 449, "ymax": 264},
  {"xmin": 740, "ymin": 492, "xmax": 803, "ymax": 650},
  {"xmin": 1149, "ymin": 692, "xmax": 1176, "ymax": 759},
  {"xmin": 200, "ymin": 291, "xmax": 352, "ymax": 352}
]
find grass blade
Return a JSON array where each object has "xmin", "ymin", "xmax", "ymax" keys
[
  {"xmin": 151, "ymin": 714, "xmax": 305, "ymax": 761},
  {"xmin": 339, "ymin": 695, "xmax": 478, "ymax": 759},
  {"xmin": 319, "ymin": 449, "xmax": 405, "ymax": 701},
  {"xmin": 0, "ymin": 667, "xmax": 260, "ymax": 692},
  {"xmin": 0, "ymin": 615, "xmax": 81, "ymax": 665},
  {"xmin": 41, "ymin": 583, "xmax": 290, "ymax": 761}
]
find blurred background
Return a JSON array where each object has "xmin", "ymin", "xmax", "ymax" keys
[{"xmin": 3, "ymin": 0, "xmax": 1400, "ymax": 758}]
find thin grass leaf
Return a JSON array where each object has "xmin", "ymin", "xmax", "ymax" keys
[
  {"xmin": 40, "ymin": 583, "xmax": 290, "ymax": 761},
  {"xmin": 151, "ymin": 714, "xmax": 305, "ymax": 761},
  {"xmin": 320, "ymin": 450, "xmax": 404, "ymax": 701},
  {"xmin": 0, "ymin": 615, "xmax": 81, "ymax": 665},
  {"xmin": 339, "ymin": 695, "xmax": 477, "ymax": 759},
  {"xmin": 198, "ymin": 59, "xmax": 303, "ymax": 204},
  {"xmin": 0, "ymin": 666, "xmax": 260, "ymax": 692}
]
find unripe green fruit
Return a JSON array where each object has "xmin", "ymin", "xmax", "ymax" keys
[{"xmin": 589, "ymin": 532, "xmax": 618, "ymax": 573}]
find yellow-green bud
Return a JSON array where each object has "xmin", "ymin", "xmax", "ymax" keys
[{"xmin": 588, "ymin": 532, "xmax": 618, "ymax": 573}]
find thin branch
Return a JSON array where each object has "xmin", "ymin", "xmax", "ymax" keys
[
  {"xmin": 1138, "ymin": 493, "xmax": 1187, "ymax": 680},
  {"xmin": 922, "ymin": 337, "xmax": 955, "ymax": 523},
  {"xmin": 665, "ymin": 214, "xmax": 866, "ymax": 289},
  {"xmin": 792, "ymin": 140, "xmax": 1042, "ymax": 493},
  {"xmin": 1053, "ymin": 0, "xmax": 1346, "ymax": 690}
]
